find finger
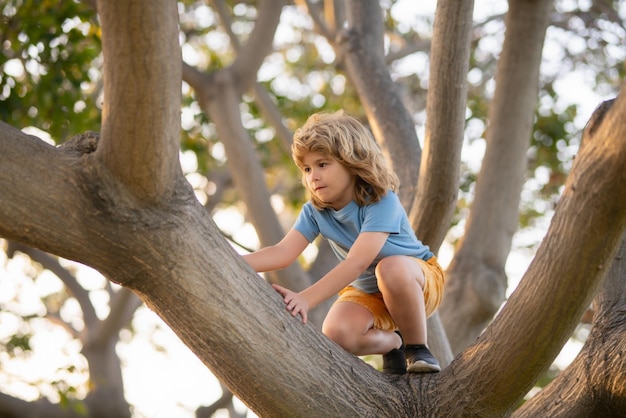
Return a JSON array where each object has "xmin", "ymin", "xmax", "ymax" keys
[
  {"xmin": 272, "ymin": 284, "xmax": 285, "ymax": 295},
  {"xmin": 273, "ymin": 286, "xmax": 292, "ymax": 304}
]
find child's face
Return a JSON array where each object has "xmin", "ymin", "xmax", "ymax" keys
[{"xmin": 301, "ymin": 152, "xmax": 356, "ymax": 210}]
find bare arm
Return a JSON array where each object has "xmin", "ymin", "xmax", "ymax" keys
[
  {"xmin": 243, "ymin": 228, "xmax": 309, "ymax": 272},
  {"xmin": 274, "ymin": 231, "xmax": 389, "ymax": 323}
]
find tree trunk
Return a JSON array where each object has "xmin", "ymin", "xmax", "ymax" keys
[{"xmin": 440, "ymin": 0, "xmax": 553, "ymax": 354}]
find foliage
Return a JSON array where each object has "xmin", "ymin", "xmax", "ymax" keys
[{"xmin": 0, "ymin": 0, "xmax": 101, "ymax": 141}]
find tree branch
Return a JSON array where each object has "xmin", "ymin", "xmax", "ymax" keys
[
  {"xmin": 440, "ymin": 0, "xmax": 553, "ymax": 354},
  {"xmin": 0, "ymin": 124, "xmax": 95, "ymax": 261},
  {"xmin": 299, "ymin": 0, "xmax": 334, "ymax": 40},
  {"xmin": 252, "ymin": 82, "xmax": 293, "ymax": 154},
  {"xmin": 513, "ymin": 235, "xmax": 626, "ymax": 417},
  {"xmin": 182, "ymin": 3, "xmax": 314, "ymax": 297},
  {"xmin": 210, "ymin": 0, "xmax": 294, "ymax": 152},
  {"xmin": 97, "ymin": 0, "xmax": 183, "ymax": 203},
  {"xmin": 7, "ymin": 242, "xmax": 98, "ymax": 327},
  {"xmin": 88, "ymin": 287, "xmax": 142, "ymax": 348},
  {"xmin": 409, "ymin": 0, "xmax": 473, "ymax": 251},
  {"xmin": 230, "ymin": 0, "xmax": 287, "ymax": 93},
  {"xmin": 338, "ymin": 0, "xmax": 421, "ymax": 209},
  {"xmin": 0, "ymin": 392, "xmax": 83, "ymax": 418},
  {"xmin": 445, "ymin": 90, "xmax": 626, "ymax": 414}
]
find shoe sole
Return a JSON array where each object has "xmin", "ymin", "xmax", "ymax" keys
[{"xmin": 407, "ymin": 361, "xmax": 441, "ymax": 373}]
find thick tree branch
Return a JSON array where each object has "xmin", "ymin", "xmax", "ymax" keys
[
  {"xmin": 97, "ymin": 0, "xmax": 182, "ymax": 203},
  {"xmin": 440, "ymin": 0, "xmax": 553, "ymax": 354},
  {"xmin": 443, "ymin": 92, "xmax": 626, "ymax": 415},
  {"xmin": 0, "ymin": 125, "xmax": 94, "ymax": 260},
  {"xmin": 513, "ymin": 235, "xmax": 626, "ymax": 417},
  {"xmin": 410, "ymin": 0, "xmax": 473, "ymax": 251}
]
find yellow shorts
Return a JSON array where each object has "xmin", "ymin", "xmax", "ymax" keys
[{"xmin": 334, "ymin": 256, "xmax": 445, "ymax": 331}]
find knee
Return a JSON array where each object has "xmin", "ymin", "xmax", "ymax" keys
[
  {"xmin": 322, "ymin": 322, "xmax": 359, "ymax": 353},
  {"xmin": 376, "ymin": 256, "xmax": 408, "ymax": 288},
  {"xmin": 376, "ymin": 256, "xmax": 399, "ymax": 277}
]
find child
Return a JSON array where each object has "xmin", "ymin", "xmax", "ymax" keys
[{"xmin": 243, "ymin": 111, "xmax": 445, "ymax": 374}]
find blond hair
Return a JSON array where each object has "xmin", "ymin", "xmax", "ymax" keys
[{"xmin": 292, "ymin": 111, "xmax": 399, "ymax": 209}]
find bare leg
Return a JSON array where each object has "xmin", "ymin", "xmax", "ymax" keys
[
  {"xmin": 375, "ymin": 255, "xmax": 427, "ymax": 346},
  {"xmin": 322, "ymin": 301, "xmax": 402, "ymax": 356}
]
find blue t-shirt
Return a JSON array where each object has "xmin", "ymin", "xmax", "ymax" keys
[{"xmin": 293, "ymin": 191, "xmax": 432, "ymax": 293}]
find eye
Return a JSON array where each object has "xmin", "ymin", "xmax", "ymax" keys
[
  {"xmin": 318, "ymin": 162, "xmax": 327, "ymax": 168},
  {"xmin": 303, "ymin": 167, "xmax": 311, "ymax": 173}
]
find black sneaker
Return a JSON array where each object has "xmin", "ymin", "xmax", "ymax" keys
[
  {"xmin": 405, "ymin": 344, "xmax": 441, "ymax": 373},
  {"xmin": 382, "ymin": 331, "xmax": 406, "ymax": 375}
]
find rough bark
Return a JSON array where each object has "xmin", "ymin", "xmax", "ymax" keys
[
  {"xmin": 2, "ymin": 1, "xmax": 626, "ymax": 416},
  {"xmin": 514, "ymin": 235, "xmax": 626, "ymax": 418},
  {"xmin": 97, "ymin": 0, "xmax": 182, "ymax": 204},
  {"xmin": 435, "ymin": 93, "xmax": 626, "ymax": 416},
  {"xmin": 409, "ymin": 0, "xmax": 473, "ymax": 252},
  {"xmin": 440, "ymin": 0, "xmax": 553, "ymax": 354},
  {"xmin": 513, "ymin": 99, "xmax": 626, "ymax": 417}
]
